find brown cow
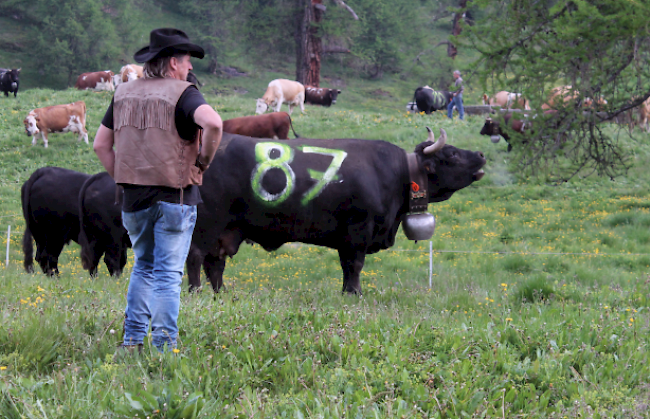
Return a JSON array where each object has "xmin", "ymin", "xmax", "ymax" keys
[
  {"xmin": 75, "ymin": 71, "xmax": 114, "ymax": 91},
  {"xmin": 482, "ymin": 91, "xmax": 529, "ymax": 110},
  {"xmin": 638, "ymin": 97, "xmax": 650, "ymax": 133},
  {"xmin": 542, "ymin": 85, "xmax": 607, "ymax": 110},
  {"xmin": 305, "ymin": 86, "xmax": 341, "ymax": 107},
  {"xmin": 223, "ymin": 112, "xmax": 299, "ymax": 139},
  {"xmin": 23, "ymin": 101, "xmax": 88, "ymax": 148}
]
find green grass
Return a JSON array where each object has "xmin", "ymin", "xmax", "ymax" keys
[{"xmin": 1, "ymin": 71, "xmax": 650, "ymax": 418}]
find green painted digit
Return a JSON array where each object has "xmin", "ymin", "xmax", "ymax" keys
[
  {"xmin": 300, "ymin": 146, "xmax": 348, "ymax": 205},
  {"xmin": 251, "ymin": 142, "xmax": 295, "ymax": 205}
]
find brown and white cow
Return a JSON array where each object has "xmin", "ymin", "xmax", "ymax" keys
[
  {"xmin": 223, "ymin": 112, "xmax": 299, "ymax": 139},
  {"xmin": 74, "ymin": 71, "xmax": 114, "ymax": 91},
  {"xmin": 23, "ymin": 101, "xmax": 88, "ymax": 148},
  {"xmin": 305, "ymin": 86, "xmax": 341, "ymax": 107},
  {"xmin": 114, "ymin": 64, "xmax": 144, "ymax": 87},
  {"xmin": 256, "ymin": 79, "xmax": 305, "ymax": 115},
  {"xmin": 482, "ymin": 91, "xmax": 530, "ymax": 110},
  {"xmin": 542, "ymin": 85, "xmax": 607, "ymax": 110}
]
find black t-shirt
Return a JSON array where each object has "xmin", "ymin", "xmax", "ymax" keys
[{"xmin": 101, "ymin": 85, "xmax": 208, "ymax": 212}]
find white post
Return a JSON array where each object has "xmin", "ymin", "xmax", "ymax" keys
[
  {"xmin": 429, "ymin": 241, "xmax": 433, "ymax": 289},
  {"xmin": 5, "ymin": 226, "xmax": 10, "ymax": 268}
]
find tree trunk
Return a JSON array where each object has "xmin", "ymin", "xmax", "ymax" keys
[
  {"xmin": 448, "ymin": 0, "xmax": 468, "ymax": 59},
  {"xmin": 296, "ymin": 0, "xmax": 322, "ymax": 87}
]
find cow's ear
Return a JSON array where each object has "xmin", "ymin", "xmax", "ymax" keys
[
  {"xmin": 17, "ymin": 68, "xmax": 21, "ymax": 73},
  {"xmin": 337, "ymin": 90, "xmax": 341, "ymax": 94}
]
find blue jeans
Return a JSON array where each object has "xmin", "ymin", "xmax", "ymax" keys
[
  {"xmin": 121, "ymin": 202, "xmax": 197, "ymax": 350},
  {"xmin": 447, "ymin": 94, "xmax": 464, "ymax": 120}
]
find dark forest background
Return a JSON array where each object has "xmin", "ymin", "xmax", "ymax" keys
[{"xmin": 0, "ymin": 0, "xmax": 470, "ymax": 89}]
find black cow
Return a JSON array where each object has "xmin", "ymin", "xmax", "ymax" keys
[
  {"xmin": 0, "ymin": 68, "xmax": 20, "ymax": 98},
  {"xmin": 78, "ymin": 172, "xmax": 131, "ymax": 277},
  {"xmin": 411, "ymin": 86, "xmax": 453, "ymax": 114},
  {"xmin": 22, "ymin": 167, "xmax": 90, "ymax": 275},
  {"xmin": 479, "ymin": 114, "xmax": 528, "ymax": 152},
  {"xmin": 187, "ymin": 71, "xmax": 202, "ymax": 88},
  {"xmin": 305, "ymin": 86, "xmax": 341, "ymax": 107},
  {"xmin": 186, "ymin": 127, "xmax": 486, "ymax": 294},
  {"xmin": 479, "ymin": 111, "xmax": 555, "ymax": 152}
]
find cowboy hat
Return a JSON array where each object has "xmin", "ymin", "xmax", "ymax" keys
[{"xmin": 134, "ymin": 28, "xmax": 205, "ymax": 63}]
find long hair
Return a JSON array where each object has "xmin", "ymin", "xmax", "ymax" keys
[{"xmin": 143, "ymin": 51, "xmax": 188, "ymax": 79}]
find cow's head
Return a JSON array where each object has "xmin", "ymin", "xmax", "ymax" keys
[
  {"xmin": 255, "ymin": 98, "xmax": 269, "ymax": 114},
  {"xmin": 415, "ymin": 127, "xmax": 486, "ymax": 203},
  {"xmin": 479, "ymin": 117, "xmax": 502, "ymax": 143},
  {"xmin": 328, "ymin": 89, "xmax": 341, "ymax": 105},
  {"xmin": 23, "ymin": 111, "xmax": 39, "ymax": 136},
  {"xmin": 4, "ymin": 68, "xmax": 20, "ymax": 90},
  {"xmin": 112, "ymin": 74, "xmax": 122, "ymax": 87}
]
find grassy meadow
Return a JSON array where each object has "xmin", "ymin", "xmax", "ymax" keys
[{"xmin": 1, "ymin": 75, "xmax": 650, "ymax": 418}]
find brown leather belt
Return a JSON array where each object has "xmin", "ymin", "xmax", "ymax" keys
[{"xmin": 406, "ymin": 153, "xmax": 428, "ymax": 213}]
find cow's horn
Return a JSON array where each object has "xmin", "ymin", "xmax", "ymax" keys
[{"xmin": 423, "ymin": 127, "xmax": 446, "ymax": 154}]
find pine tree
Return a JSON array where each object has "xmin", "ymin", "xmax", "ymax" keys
[{"xmin": 464, "ymin": 0, "xmax": 650, "ymax": 181}]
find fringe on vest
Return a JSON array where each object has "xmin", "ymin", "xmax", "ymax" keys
[{"xmin": 114, "ymin": 98, "xmax": 176, "ymax": 131}]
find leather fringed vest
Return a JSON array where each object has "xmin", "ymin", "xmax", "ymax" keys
[{"xmin": 113, "ymin": 78, "xmax": 202, "ymax": 188}]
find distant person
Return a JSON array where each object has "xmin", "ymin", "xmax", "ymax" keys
[
  {"xmin": 447, "ymin": 70, "xmax": 465, "ymax": 121},
  {"xmin": 93, "ymin": 28, "xmax": 223, "ymax": 353}
]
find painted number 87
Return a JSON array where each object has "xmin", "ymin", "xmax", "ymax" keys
[{"xmin": 251, "ymin": 142, "xmax": 347, "ymax": 206}]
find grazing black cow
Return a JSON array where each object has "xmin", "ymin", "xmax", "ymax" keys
[
  {"xmin": 479, "ymin": 111, "xmax": 558, "ymax": 152},
  {"xmin": 78, "ymin": 172, "xmax": 131, "ymax": 277},
  {"xmin": 187, "ymin": 71, "xmax": 202, "ymax": 88},
  {"xmin": 186, "ymin": 127, "xmax": 486, "ymax": 294},
  {"xmin": 22, "ymin": 167, "xmax": 90, "ymax": 275},
  {"xmin": 479, "ymin": 114, "xmax": 529, "ymax": 152},
  {"xmin": 411, "ymin": 86, "xmax": 453, "ymax": 114},
  {"xmin": 305, "ymin": 86, "xmax": 341, "ymax": 107},
  {"xmin": 0, "ymin": 68, "xmax": 20, "ymax": 97}
]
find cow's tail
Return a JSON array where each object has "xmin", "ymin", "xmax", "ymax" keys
[
  {"xmin": 78, "ymin": 174, "xmax": 97, "ymax": 273},
  {"xmin": 21, "ymin": 168, "xmax": 45, "ymax": 273},
  {"xmin": 410, "ymin": 91, "xmax": 417, "ymax": 111},
  {"xmin": 287, "ymin": 115, "xmax": 301, "ymax": 138}
]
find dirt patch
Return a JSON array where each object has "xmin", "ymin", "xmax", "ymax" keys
[{"xmin": 370, "ymin": 89, "xmax": 392, "ymax": 98}]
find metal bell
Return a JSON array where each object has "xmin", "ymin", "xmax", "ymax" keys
[{"xmin": 402, "ymin": 213, "xmax": 436, "ymax": 241}]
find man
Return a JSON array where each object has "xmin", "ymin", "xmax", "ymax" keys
[
  {"xmin": 94, "ymin": 28, "xmax": 223, "ymax": 352},
  {"xmin": 447, "ymin": 70, "xmax": 465, "ymax": 121}
]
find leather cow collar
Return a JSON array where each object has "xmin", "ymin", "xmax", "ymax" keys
[{"xmin": 406, "ymin": 153, "xmax": 428, "ymax": 213}]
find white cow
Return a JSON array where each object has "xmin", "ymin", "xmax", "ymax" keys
[{"xmin": 256, "ymin": 79, "xmax": 305, "ymax": 115}]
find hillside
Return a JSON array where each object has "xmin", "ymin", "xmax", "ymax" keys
[{"xmin": 0, "ymin": 0, "xmax": 474, "ymax": 93}]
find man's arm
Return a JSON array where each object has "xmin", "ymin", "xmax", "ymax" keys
[
  {"xmin": 193, "ymin": 104, "xmax": 223, "ymax": 171},
  {"xmin": 94, "ymin": 124, "xmax": 116, "ymax": 178}
]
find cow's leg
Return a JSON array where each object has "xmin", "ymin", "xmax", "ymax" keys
[
  {"xmin": 337, "ymin": 247, "xmax": 367, "ymax": 295},
  {"xmin": 104, "ymin": 244, "xmax": 124, "ymax": 277},
  {"xmin": 32, "ymin": 136, "xmax": 37, "ymax": 146},
  {"xmin": 41, "ymin": 132, "xmax": 48, "ymax": 148},
  {"xmin": 203, "ymin": 253, "xmax": 226, "ymax": 293},
  {"xmin": 84, "ymin": 241, "xmax": 105, "ymax": 277},
  {"xmin": 43, "ymin": 242, "xmax": 63, "ymax": 276},
  {"xmin": 186, "ymin": 244, "xmax": 204, "ymax": 292}
]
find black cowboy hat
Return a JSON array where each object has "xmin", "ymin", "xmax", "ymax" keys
[{"xmin": 134, "ymin": 28, "xmax": 204, "ymax": 63}]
